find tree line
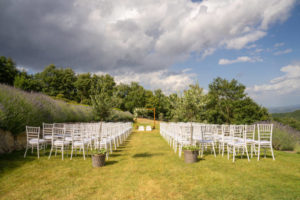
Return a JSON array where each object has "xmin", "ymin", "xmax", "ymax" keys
[{"xmin": 0, "ymin": 56, "xmax": 269, "ymax": 124}]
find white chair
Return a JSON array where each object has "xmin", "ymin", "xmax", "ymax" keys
[
  {"xmin": 48, "ymin": 127, "xmax": 70, "ymax": 160},
  {"xmin": 138, "ymin": 126, "xmax": 145, "ymax": 131},
  {"xmin": 198, "ymin": 125, "xmax": 216, "ymax": 158},
  {"xmin": 244, "ymin": 124, "xmax": 256, "ymax": 158},
  {"xmin": 70, "ymin": 127, "xmax": 89, "ymax": 160},
  {"xmin": 146, "ymin": 125, "xmax": 152, "ymax": 131},
  {"xmin": 43, "ymin": 123, "xmax": 53, "ymax": 147},
  {"xmin": 24, "ymin": 126, "xmax": 46, "ymax": 159},
  {"xmin": 255, "ymin": 124, "xmax": 275, "ymax": 160},
  {"xmin": 227, "ymin": 125, "xmax": 250, "ymax": 162}
]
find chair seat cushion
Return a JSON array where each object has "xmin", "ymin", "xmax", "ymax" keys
[
  {"xmin": 73, "ymin": 141, "xmax": 87, "ymax": 146},
  {"xmin": 29, "ymin": 139, "xmax": 46, "ymax": 144},
  {"xmin": 44, "ymin": 136, "xmax": 52, "ymax": 140},
  {"xmin": 65, "ymin": 137, "xmax": 73, "ymax": 141},
  {"xmin": 255, "ymin": 140, "xmax": 271, "ymax": 144},
  {"xmin": 54, "ymin": 140, "xmax": 70, "ymax": 145}
]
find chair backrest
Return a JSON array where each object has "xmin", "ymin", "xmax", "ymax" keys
[
  {"xmin": 257, "ymin": 124, "xmax": 273, "ymax": 142},
  {"xmin": 43, "ymin": 123, "xmax": 53, "ymax": 137},
  {"xmin": 52, "ymin": 127, "xmax": 65, "ymax": 142},
  {"xmin": 180, "ymin": 124, "xmax": 193, "ymax": 144},
  {"xmin": 245, "ymin": 124, "xmax": 255, "ymax": 140},
  {"xmin": 54, "ymin": 123, "xmax": 64, "ymax": 128},
  {"xmin": 222, "ymin": 125, "xmax": 230, "ymax": 137},
  {"xmin": 26, "ymin": 126, "xmax": 40, "ymax": 141}
]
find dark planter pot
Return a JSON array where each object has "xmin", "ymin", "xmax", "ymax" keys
[
  {"xmin": 184, "ymin": 150, "xmax": 198, "ymax": 163},
  {"xmin": 92, "ymin": 154, "xmax": 106, "ymax": 167}
]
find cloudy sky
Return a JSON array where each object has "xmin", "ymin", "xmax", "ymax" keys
[{"xmin": 0, "ymin": 0, "xmax": 299, "ymax": 107}]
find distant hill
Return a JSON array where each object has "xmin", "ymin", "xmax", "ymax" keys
[
  {"xmin": 268, "ymin": 104, "xmax": 300, "ymax": 113},
  {"xmin": 272, "ymin": 110, "xmax": 300, "ymax": 121},
  {"xmin": 272, "ymin": 109, "xmax": 300, "ymax": 131}
]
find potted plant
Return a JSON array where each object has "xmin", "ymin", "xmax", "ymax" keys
[
  {"xmin": 91, "ymin": 148, "xmax": 107, "ymax": 167},
  {"xmin": 182, "ymin": 146, "xmax": 199, "ymax": 163}
]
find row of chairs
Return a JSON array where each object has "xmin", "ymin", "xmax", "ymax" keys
[
  {"xmin": 160, "ymin": 122, "xmax": 275, "ymax": 162},
  {"xmin": 138, "ymin": 125, "xmax": 152, "ymax": 131},
  {"xmin": 24, "ymin": 122, "xmax": 132, "ymax": 160}
]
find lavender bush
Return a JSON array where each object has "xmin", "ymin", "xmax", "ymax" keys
[{"xmin": 0, "ymin": 84, "xmax": 94, "ymax": 135}]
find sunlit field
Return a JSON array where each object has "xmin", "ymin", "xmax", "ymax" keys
[{"xmin": 0, "ymin": 119, "xmax": 299, "ymax": 200}]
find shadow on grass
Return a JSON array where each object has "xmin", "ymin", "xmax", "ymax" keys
[
  {"xmin": 105, "ymin": 160, "xmax": 118, "ymax": 166},
  {"xmin": 0, "ymin": 150, "xmax": 36, "ymax": 178},
  {"xmin": 132, "ymin": 152, "xmax": 164, "ymax": 158}
]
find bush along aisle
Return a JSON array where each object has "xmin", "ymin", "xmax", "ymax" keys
[
  {"xmin": 91, "ymin": 148, "xmax": 107, "ymax": 167},
  {"xmin": 183, "ymin": 146, "xmax": 199, "ymax": 163}
]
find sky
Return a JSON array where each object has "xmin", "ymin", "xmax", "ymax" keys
[{"xmin": 0, "ymin": 0, "xmax": 299, "ymax": 107}]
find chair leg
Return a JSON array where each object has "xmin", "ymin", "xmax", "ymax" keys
[
  {"xmin": 70, "ymin": 146, "xmax": 74, "ymax": 160},
  {"xmin": 257, "ymin": 144, "xmax": 260, "ymax": 161},
  {"xmin": 245, "ymin": 146, "xmax": 250, "ymax": 162},
  {"xmin": 24, "ymin": 146, "xmax": 28, "ymax": 158},
  {"xmin": 270, "ymin": 145, "xmax": 275, "ymax": 160},
  {"xmin": 233, "ymin": 147, "xmax": 235, "ymax": 162},
  {"xmin": 212, "ymin": 143, "xmax": 216, "ymax": 157},
  {"xmin": 222, "ymin": 143, "xmax": 225, "ymax": 157},
  {"xmin": 37, "ymin": 144, "xmax": 40, "ymax": 159},
  {"xmin": 62, "ymin": 146, "xmax": 64, "ymax": 160},
  {"xmin": 83, "ymin": 146, "xmax": 86, "ymax": 160},
  {"xmin": 227, "ymin": 145, "xmax": 229, "ymax": 160},
  {"xmin": 48, "ymin": 146, "xmax": 53, "ymax": 159}
]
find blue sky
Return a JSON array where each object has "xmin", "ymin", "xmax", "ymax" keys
[{"xmin": 0, "ymin": 0, "xmax": 299, "ymax": 107}]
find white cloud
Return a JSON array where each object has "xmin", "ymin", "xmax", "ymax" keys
[
  {"xmin": 218, "ymin": 56, "xmax": 262, "ymax": 65},
  {"xmin": 247, "ymin": 64, "xmax": 300, "ymax": 106},
  {"xmin": 274, "ymin": 42, "xmax": 285, "ymax": 47},
  {"xmin": 0, "ymin": 0, "xmax": 296, "ymax": 74},
  {"xmin": 113, "ymin": 69, "xmax": 196, "ymax": 94},
  {"xmin": 224, "ymin": 31, "xmax": 267, "ymax": 50},
  {"xmin": 273, "ymin": 48, "xmax": 293, "ymax": 55}
]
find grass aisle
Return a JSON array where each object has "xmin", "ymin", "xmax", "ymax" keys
[{"xmin": 1, "ymin": 121, "xmax": 300, "ymax": 199}]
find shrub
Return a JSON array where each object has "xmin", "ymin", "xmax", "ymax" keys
[
  {"xmin": 272, "ymin": 128, "xmax": 297, "ymax": 151},
  {"xmin": 0, "ymin": 84, "xmax": 94, "ymax": 135},
  {"xmin": 108, "ymin": 110, "xmax": 133, "ymax": 122}
]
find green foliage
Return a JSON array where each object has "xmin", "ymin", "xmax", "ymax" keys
[
  {"xmin": 272, "ymin": 110, "xmax": 300, "ymax": 131},
  {"xmin": 206, "ymin": 77, "xmax": 269, "ymax": 124},
  {"xmin": 36, "ymin": 65, "xmax": 77, "ymax": 100},
  {"xmin": 273, "ymin": 128, "xmax": 297, "ymax": 151},
  {"xmin": 74, "ymin": 73, "xmax": 92, "ymax": 104},
  {"xmin": 182, "ymin": 146, "xmax": 199, "ymax": 151},
  {"xmin": 0, "ymin": 84, "xmax": 94, "ymax": 135},
  {"xmin": 14, "ymin": 72, "xmax": 43, "ymax": 92},
  {"xmin": 0, "ymin": 56, "xmax": 18, "ymax": 85},
  {"xmin": 108, "ymin": 110, "xmax": 133, "ymax": 122},
  {"xmin": 171, "ymin": 83, "xmax": 207, "ymax": 122},
  {"xmin": 91, "ymin": 148, "xmax": 107, "ymax": 155},
  {"xmin": 91, "ymin": 92, "xmax": 112, "ymax": 121}
]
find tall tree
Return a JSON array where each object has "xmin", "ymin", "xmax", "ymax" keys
[
  {"xmin": 74, "ymin": 73, "xmax": 92, "ymax": 104},
  {"xmin": 36, "ymin": 65, "xmax": 77, "ymax": 100},
  {"xmin": 0, "ymin": 56, "xmax": 18, "ymax": 85},
  {"xmin": 171, "ymin": 83, "xmax": 207, "ymax": 122},
  {"xmin": 206, "ymin": 77, "xmax": 269, "ymax": 124}
]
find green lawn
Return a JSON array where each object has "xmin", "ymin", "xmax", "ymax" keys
[{"xmin": 1, "ymin": 121, "xmax": 300, "ymax": 200}]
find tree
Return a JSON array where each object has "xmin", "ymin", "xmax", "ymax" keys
[
  {"xmin": 171, "ymin": 83, "xmax": 207, "ymax": 122},
  {"xmin": 14, "ymin": 71, "xmax": 42, "ymax": 92},
  {"xmin": 91, "ymin": 92, "xmax": 112, "ymax": 121},
  {"xmin": 89, "ymin": 74, "xmax": 116, "ymax": 120},
  {"xmin": 74, "ymin": 73, "xmax": 92, "ymax": 104},
  {"xmin": 0, "ymin": 56, "xmax": 18, "ymax": 85},
  {"xmin": 206, "ymin": 77, "xmax": 269, "ymax": 124},
  {"xmin": 124, "ymin": 82, "xmax": 147, "ymax": 113},
  {"xmin": 146, "ymin": 89, "xmax": 170, "ymax": 120},
  {"xmin": 36, "ymin": 65, "xmax": 77, "ymax": 100}
]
